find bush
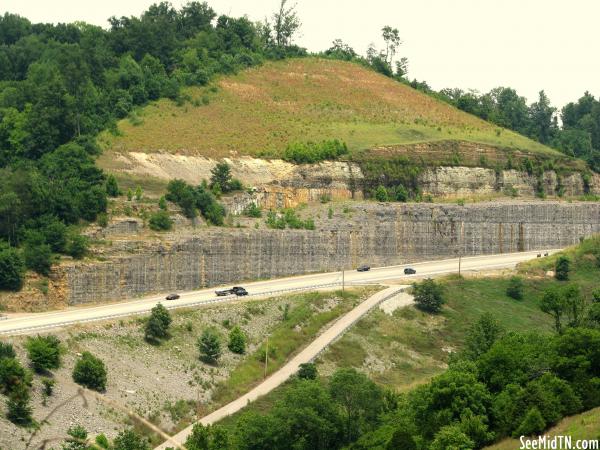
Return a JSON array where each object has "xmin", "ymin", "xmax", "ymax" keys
[
  {"xmin": 0, "ymin": 357, "xmax": 30, "ymax": 394},
  {"xmin": 113, "ymin": 429, "xmax": 149, "ymax": 450},
  {"xmin": 0, "ymin": 245, "xmax": 25, "ymax": 291},
  {"xmin": 97, "ymin": 212, "xmax": 109, "ymax": 227},
  {"xmin": 210, "ymin": 162, "xmax": 243, "ymax": 193},
  {"xmin": 144, "ymin": 303, "xmax": 172, "ymax": 344},
  {"xmin": 66, "ymin": 234, "xmax": 89, "ymax": 259},
  {"xmin": 25, "ymin": 335, "xmax": 61, "ymax": 373},
  {"xmin": 198, "ymin": 329, "xmax": 221, "ymax": 364},
  {"xmin": 105, "ymin": 174, "xmax": 121, "ymax": 197},
  {"xmin": 41, "ymin": 377, "xmax": 55, "ymax": 396},
  {"xmin": 228, "ymin": 326, "xmax": 247, "ymax": 354},
  {"xmin": 555, "ymin": 256, "xmax": 570, "ymax": 281},
  {"xmin": 514, "ymin": 407, "xmax": 546, "ymax": 437},
  {"xmin": 282, "ymin": 139, "xmax": 348, "ymax": 164},
  {"xmin": 412, "ymin": 278, "xmax": 445, "ymax": 313},
  {"xmin": 243, "ymin": 203, "xmax": 262, "ymax": 218},
  {"xmin": 72, "ymin": 351, "xmax": 107, "ymax": 392},
  {"xmin": 148, "ymin": 210, "xmax": 173, "ymax": 231},
  {"xmin": 23, "ymin": 237, "xmax": 53, "ymax": 276},
  {"xmin": 158, "ymin": 196, "xmax": 168, "ymax": 210},
  {"xmin": 374, "ymin": 185, "xmax": 389, "ymax": 202},
  {"xmin": 6, "ymin": 383, "xmax": 33, "ymax": 426},
  {"xmin": 298, "ymin": 362, "xmax": 318, "ymax": 380},
  {"xmin": 0, "ymin": 341, "xmax": 16, "ymax": 359},
  {"xmin": 506, "ymin": 276, "xmax": 524, "ymax": 300}
]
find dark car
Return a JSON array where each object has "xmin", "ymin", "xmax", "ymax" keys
[
  {"xmin": 403, "ymin": 268, "xmax": 416, "ymax": 275},
  {"xmin": 232, "ymin": 286, "xmax": 248, "ymax": 296},
  {"xmin": 357, "ymin": 265, "xmax": 371, "ymax": 272},
  {"xmin": 215, "ymin": 289, "xmax": 232, "ymax": 296},
  {"xmin": 165, "ymin": 293, "xmax": 180, "ymax": 300}
]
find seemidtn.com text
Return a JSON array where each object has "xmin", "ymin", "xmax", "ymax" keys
[{"xmin": 520, "ymin": 435, "xmax": 599, "ymax": 450}]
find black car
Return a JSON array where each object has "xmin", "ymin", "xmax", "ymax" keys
[
  {"xmin": 403, "ymin": 268, "xmax": 416, "ymax": 275},
  {"xmin": 232, "ymin": 286, "xmax": 248, "ymax": 296},
  {"xmin": 357, "ymin": 265, "xmax": 371, "ymax": 272},
  {"xmin": 165, "ymin": 293, "xmax": 180, "ymax": 300}
]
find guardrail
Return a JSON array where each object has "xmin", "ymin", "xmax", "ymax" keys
[{"xmin": 0, "ymin": 281, "xmax": 363, "ymax": 335}]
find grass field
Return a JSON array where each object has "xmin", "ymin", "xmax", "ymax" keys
[{"xmin": 99, "ymin": 58, "xmax": 562, "ymax": 161}]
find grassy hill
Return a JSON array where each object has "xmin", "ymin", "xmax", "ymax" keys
[{"xmin": 99, "ymin": 58, "xmax": 562, "ymax": 161}]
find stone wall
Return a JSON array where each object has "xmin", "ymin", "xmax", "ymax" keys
[{"xmin": 60, "ymin": 201, "xmax": 600, "ymax": 305}]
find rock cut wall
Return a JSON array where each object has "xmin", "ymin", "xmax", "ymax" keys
[{"xmin": 61, "ymin": 202, "xmax": 600, "ymax": 305}]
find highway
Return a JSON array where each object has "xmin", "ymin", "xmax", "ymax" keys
[{"xmin": 0, "ymin": 250, "xmax": 554, "ymax": 336}]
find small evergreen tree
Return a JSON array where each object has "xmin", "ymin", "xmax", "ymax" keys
[
  {"xmin": 0, "ymin": 245, "xmax": 25, "ymax": 291},
  {"xmin": 412, "ymin": 278, "xmax": 445, "ymax": 313},
  {"xmin": 112, "ymin": 429, "xmax": 149, "ymax": 450},
  {"xmin": 148, "ymin": 210, "xmax": 173, "ymax": 231},
  {"xmin": 198, "ymin": 329, "xmax": 221, "ymax": 363},
  {"xmin": 66, "ymin": 234, "xmax": 89, "ymax": 259},
  {"xmin": 555, "ymin": 256, "xmax": 570, "ymax": 281},
  {"xmin": 514, "ymin": 407, "xmax": 546, "ymax": 437},
  {"xmin": 0, "ymin": 341, "xmax": 16, "ymax": 359},
  {"xmin": 25, "ymin": 335, "xmax": 61, "ymax": 373},
  {"xmin": 6, "ymin": 382, "xmax": 33, "ymax": 426},
  {"xmin": 106, "ymin": 174, "xmax": 121, "ymax": 197},
  {"xmin": 506, "ymin": 276, "xmax": 524, "ymax": 300},
  {"xmin": 158, "ymin": 196, "xmax": 168, "ymax": 210},
  {"xmin": 72, "ymin": 352, "xmax": 107, "ymax": 392},
  {"xmin": 144, "ymin": 303, "xmax": 172, "ymax": 343},
  {"xmin": 227, "ymin": 326, "xmax": 247, "ymax": 354}
]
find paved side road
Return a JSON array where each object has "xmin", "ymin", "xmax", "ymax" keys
[
  {"xmin": 155, "ymin": 286, "xmax": 410, "ymax": 450},
  {"xmin": 0, "ymin": 250, "xmax": 555, "ymax": 335}
]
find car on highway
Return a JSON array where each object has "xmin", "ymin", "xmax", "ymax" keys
[
  {"xmin": 165, "ymin": 293, "xmax": 180, "ymax": 300},
  {"xmin": 403, "ymin": 267, "xmax": 416, "ymax": 275},
  {"xmin": 356, "ymin": 265, "xmax": 370, "ymax": 272},
  {"xmin": 232, "ymin": 286, "xmax": 248, "ymax": 296},
  {"xmin": 215, "ymin": 289, "xmax": 231, "ymax": 296}
]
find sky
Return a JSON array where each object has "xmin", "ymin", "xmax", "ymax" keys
[{"xmin": 2, "ymin": 0, "xmax": 599, "ymax": 109}]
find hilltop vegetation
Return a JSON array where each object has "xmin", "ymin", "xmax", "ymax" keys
[{"xmin": 100, "ymin": 57, "xmax": 559, "ymax": 160}]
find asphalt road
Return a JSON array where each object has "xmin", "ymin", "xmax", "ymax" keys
[{"xmin": 0, "ymin": 250, "xmax": 554, "ymax": 336}]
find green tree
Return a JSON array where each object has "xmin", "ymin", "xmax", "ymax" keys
[
  {"xmin": 105, "ymin": 174, "xmax": 121, "ymax": 197},
  {"xmin": 112, "ymin": 429, "xmax": 149, "ymax": 450},
  {"xmin": 6, "ymin": 382, "xmax": 33, "ymax": 426},
  {"xmin": 540, "ymin": 286, "xmax": 566, "ymax": 333},
  {"xmin": 0, "ymin": 244, "xmax": 24, "ymax": 291},
  {"xmin": 430, "ymin": 424, "xmax": 475, "ymax": 450},
  {"xmin": 0, "ymin": 341, "xmax": 16, "ymax": 359},
  {"xmin": 329, "ymin": 368, "xmax": 383, "ymax": 443},
  {"xmin": 72, "ymin": 351, "xmax": 107, "ymax": 392},
  {"xmin": 227, "ymin": 326, "xmax": 246, "ymax": 354},
  {"xmin": 0, "ymin": 356, "xmax": 31, "ymax": 394},
  {"xmin": 514, "ymin": 407, "xmax": 546, "ymax": 437},
  {"xmin": 374, "ymin": 185, "xmax": 389, "ymax": 202},
  {"xmin": 412, "ymin": 278, "xmax": 445, "ymax": 313},
  {"xmin": 144, "ymin": 303, "xmax": 172, "ymax": 343},
  {"xmin": 66, "ymin": 233, "xmax": 88, "ymax": 259},
  {"xmin": 148, "ymin": 210, "xmax": 173, "ymax": 231},
  {"xmin": 23, "ymin": 234, "xmax": 53, "ymax": 276},
  {"xmin": 297, "ymin": 362, "xmax": 318, "ymax": 380},
  {"xmin": 25, "ymin": 334, "xmax": 61, "ymax": 372},
  {"xmin": 184, "ymin": 423, "xmax": 230, "ymax": 450},
  {"xmin": 272, "ymin": 0, "xmax": 301, "ymax": 47},
  {"xmin": 62, "ymin": 425, "xmax": 90, "ymax": 450},
  {"xmin": 506, "ymin": 276, "xmax": 524, "ymax": 300},
  {"xmin": 555, "ymin": 256, "xmax": 570, "ymax": 281},
  {"xmin": 198, "ymin": 329, "xmax": 221, "ymax": 363},
  {"xmin": 464, "ymin": 313, "xmax": 504, "ymax": 359},
  {"xmin": 158, "ymin": 196, "xmax": 167, "ymax": 210},
  {"xmin": 210, "ymin": 161, "xmax": 236, "ymax": 193}
]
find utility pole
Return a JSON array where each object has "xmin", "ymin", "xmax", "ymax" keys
[
  {"xmin": 342, "ymin": 269, "xmax": 345, "ymax": 294},
  {"xmin": 264, "ymin": 335, "xmax": 269, "ymax": 379}
]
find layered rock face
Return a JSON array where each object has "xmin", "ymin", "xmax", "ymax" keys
[{"xmin": 61, "ymin": 202, "xmax": 600, "ymax": 305}]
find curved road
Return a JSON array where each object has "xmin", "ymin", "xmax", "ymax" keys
[
  {"xmin": 155, "ymin": 286, "xmax": 409, "ymax": 450},
  {"xmin": 0, "ymin": 250, "xmax": 555, "ymax": 336}
]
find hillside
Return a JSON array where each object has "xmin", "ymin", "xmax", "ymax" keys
[{"xmin": 99, "ymin": 58, "xmax": 562, "ymax": 161}]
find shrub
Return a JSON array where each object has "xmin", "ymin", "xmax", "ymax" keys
[
  {"xmin": 0, "ymin": 357, "xmax": 30, "ymax": 394},
  {"xmin": 374, "ymin": 185, "xmax": 389, "ymax": 202},
  {"xmin": 66, "ymin": 234, "xmax": 89, "ymax": 259},
  {"xmin": 41, "ymin": 377, "xmax": 55, "ymax": 396},
  {"xmin": 6, "ymin": 383, "xmax": 33, "ymax": 426},
  {"xmin": 555, "ymin": 256, "xmax": 570, "ymax": 281},
  {"xmin": 148, "ymin": 210, "xmax": 173, "ymax": 231},
  {"xmin": 198, "ymin": 329, "xmax": 222, "ymax": 364},
  {"xmin": 298, "ymin": 362, "xmax": 318, "ymax": 380},
  {"xmin": 97, "ymin": 212, "xmax": 109, "ymax": 227},
  {"xmin": 228, "ymin": 326, "xmax": 247, "ymax": 354},
  {"xmin": 158, "ymin": 196, "xmax": 168, "ymax": 210},
  {"xmin": 72, "ymin": 351, "xmax": 107, "ymax": 392},
  {"xmin": 243, "ymin": 203, "xmax": 262, "ymax": 218},
  {"xmin": 514, "ymin": 407, "xmax": 546, "ymax": 437},
  {"xmin": 412, "ymin": 279, "xmax": 445, "ymax": 313},
  {"xmin": 0, "ymin": 245, "xmax": 25, "ymax": 291},
  {"xmin": 105, "ymin": 174, "xmax": 121, "ymax": 197},
  {"xmin": 0, "ymin": 341, "xmax": 16, "ymax": 359},
  {"xmin": 506, "ymin": 276, "xmax": 524, "ymax": 300},
  {"xmin": 282, "ymin": 139, "xmax": 348, "ymax": 164},
  {"xmin": 23, "ymin": 239, "xmax": 53, "ymax": 276},
  {"xmin": 25, "ymin": 335, "xmax": 61, "ymax": 373},
  {"xmin": 144, "ymin": 303, "xmax": 172, "ymax": 344},
  {"xmin": 112, "ymin": 429, "xmax": 149, "ymax": 450},
  {"xmin": 209, "ymin": 162, "xmax": 242, "ymax": 193}
]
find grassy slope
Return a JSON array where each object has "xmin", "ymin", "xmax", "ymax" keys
[
  {"xmin": 486, "ymin": 407, "xmax": 600, "ymax": 449},
  {"xmin": 99, "ymin": 58, "xmax": 561, "ymax": 160}
]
